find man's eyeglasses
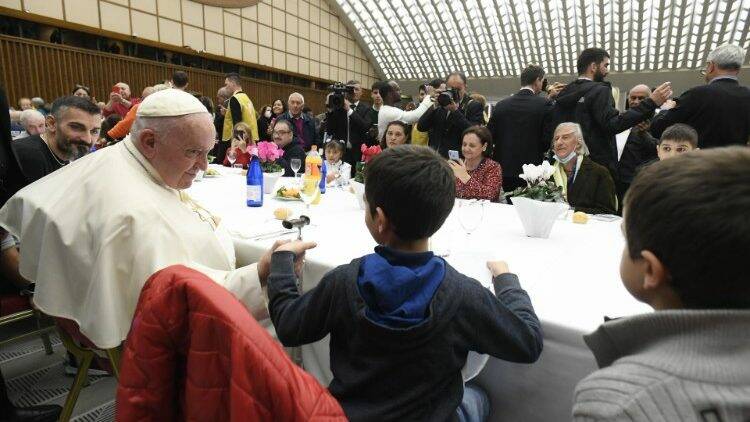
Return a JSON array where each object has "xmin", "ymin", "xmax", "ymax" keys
[{"xmin": 273, "ymin": 130, "xmax": 292, "ymax": 136}]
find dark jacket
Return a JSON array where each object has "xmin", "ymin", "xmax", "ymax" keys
[
  {"xmin": 347, "ymin": 101, "xmax": 373, "ymax": 164},
  {"xmin": 257, "ymin": 115, "xmax": 273, "ymax": 141},
  {"xmin": 418, "ymin": 106, "xmax": 472, "ymax": 158},
  {"xmin": 554, "ymin": 79, "xmax": 657, "ymax": 173},
  {"xmin": 0, "ymin": 87, "xmax": 26, "ymax": 208},
  {"xmin": 277, "ymin": 139, "xmax": 306, "ymax": 177},
  {"xmin": 649, "ymin": 78, "xmax": 750, "ymax": 148},
  {"xmin": 615, "ymin": 129, "xmax": 657, "ymax": 202},
  {"xmin": 267, "ymin": 249, "xmax": 543, "ymax": 422},
  {"xmin": 566, "ymin": 156, "xmax": 617, "ymax": 215},
  {"xmin": 277, "ymin": 111, "xmax": 318, "ymax": 151},
  {"xmin": 488, "ymin": 89, "xmax": 554, "ymax": 192},
  {"xmin": 459, "ymin": 94, "xmax": 485, "ymax": 126}
]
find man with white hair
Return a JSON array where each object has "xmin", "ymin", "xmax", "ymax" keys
[
  {"xmin": 277, "ymin": 92, "xmax": 317, "ymax": 150},
  {"xmin": 0, "ymin": 89, "xmax": 281, "ymax": 349},
  {"xmin": 13, "ymin": 109, "xmax": 46, "ymax": 139},
  {"xmin": 651, "ymin": 43, "xmax": 750, "ymax": 148},
  {"xmin": 550, "ymin": 122, "xmax": 617, "ymax": 215}
]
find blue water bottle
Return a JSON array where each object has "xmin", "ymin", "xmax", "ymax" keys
[
  {"xmin": 319, "ymin": 160, "xmax": 327, "ymax": 194},
  {"xmin": 246, "ymin": 150, "xmax": 263, "ymax": 207}
]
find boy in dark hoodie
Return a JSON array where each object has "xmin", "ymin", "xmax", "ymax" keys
[{"xmin": 267, "ymin": 145, "xmax": 543, "ymax": 422}]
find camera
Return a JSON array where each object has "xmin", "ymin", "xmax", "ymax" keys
[
  {"xmin": 437, "ymin": 87, "xmax": 460, "ymax": 107},
  {"xmin": 327, "ymin": 82, "xmax": 355, "ymax": 111}
]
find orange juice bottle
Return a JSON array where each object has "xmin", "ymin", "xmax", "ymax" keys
[{"xmin": 304, "ymin": 146, "xmax": 322, "ymax": 204}]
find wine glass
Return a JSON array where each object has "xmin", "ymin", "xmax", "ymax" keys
[
  {"xmin": 227, "ymin": 149, "xmax": 237, "ymax": 171},
  {"xmin": 298, "ymin": 177, "xmax": 319, "ymax": 214},
  {"xmin": 458, "ymin": 199, "xmax": 484, "ymax": 237},
  {"xmin": 291, "ymin": 158, "xmax": 302, "ymax": 180}
]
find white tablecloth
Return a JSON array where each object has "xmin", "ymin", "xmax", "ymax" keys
[{"xmin": 188, "ymin": 165, "xmax": 650, "ymax": 421}]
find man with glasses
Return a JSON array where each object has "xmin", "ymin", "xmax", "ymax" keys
[
  {"xmin": 271, "ymin": 119, "xmax": 306, "ymax": 177},
  {"xmin": 0, "ymin": 89, "xmax": 273, "ymax": 351},
  {"xmin": 650, "ymin": 43, "xmax": 750, "ymax": 148}
]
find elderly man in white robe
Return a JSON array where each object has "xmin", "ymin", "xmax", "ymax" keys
[{"xmin": 0, "ymin": 89, "xmax": 276, "ymax": 349}]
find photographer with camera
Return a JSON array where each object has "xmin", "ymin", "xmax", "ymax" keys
[
  {"xmin": 417, "ymin": 75, "xmax": 473, "ymax": 158},
  {"xmin": 322, "ymin": 80, "xmax": 372, "ymax": 167}
]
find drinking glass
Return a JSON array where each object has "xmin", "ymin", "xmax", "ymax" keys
[
  {"xmin": 227, "ymin": 149, "xmax": 237, "ymax": 170},
  {"xmin": 458, "ymin": 200, "xmax": 484, "ymax": 237},
  {"xmin": 298, "ymin": 177, "xmax": 319, "ymax": 213},
  {"xmin": 290, "ymin": 158, "xmax": 302, "ymax": 179}
]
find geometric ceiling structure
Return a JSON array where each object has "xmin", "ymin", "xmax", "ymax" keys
[{"xmin": 336, "ymin": 0, "xmax": 750, "ymax": 80}]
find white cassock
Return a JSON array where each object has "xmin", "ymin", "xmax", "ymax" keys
[{"xmin": 0, "ymin": 137, "xmax": 267, "ymax": 349}]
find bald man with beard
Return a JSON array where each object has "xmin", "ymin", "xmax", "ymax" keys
[{"xmin": 614, "ymin": 84, "xmax": 659, "ymax": 208}]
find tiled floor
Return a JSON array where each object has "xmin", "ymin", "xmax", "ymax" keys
[{"xmin": 1, "ymin": 332, "xmax": 116, "ymax": 421}]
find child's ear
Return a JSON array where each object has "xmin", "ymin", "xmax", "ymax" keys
[
  {"xmin": 640, "ymin": 250, "xmax": 670, "ymax": 291},
  {"xmin": 374, "ymin": 206, "xmax": 391, "ymax": 235}
]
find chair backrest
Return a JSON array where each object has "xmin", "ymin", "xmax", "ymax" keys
[{"xmin": 116, "ymin": 265, "xmax": 345, "ymax": 422}]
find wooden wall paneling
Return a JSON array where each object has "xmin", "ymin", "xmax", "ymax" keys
[{"xmin": 0, "ymin": 34, "xmax": 329, "ymax": 112}]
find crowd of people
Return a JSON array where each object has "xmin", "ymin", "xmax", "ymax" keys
[{"xmin": 0, "ymin": 41, "xmax": 748, "ymax": 422}]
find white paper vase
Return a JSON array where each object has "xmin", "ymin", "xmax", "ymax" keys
[{"xmin": 512, "ymin": 196, "xmax": 568, "ymax": 238}]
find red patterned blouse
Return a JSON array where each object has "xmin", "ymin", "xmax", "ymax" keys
[{"xmin": 455, "ymin": 158, "xmax": 503, "ymax": 202}]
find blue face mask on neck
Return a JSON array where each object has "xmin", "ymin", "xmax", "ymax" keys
[{"xmin": 554, "ymin": 150, "xmax": 577, "ymax": 164}]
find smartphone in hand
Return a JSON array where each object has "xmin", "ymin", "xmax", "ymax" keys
[{"xmin": 448, "ymin": 150, "xmax": 460, "ymax": 161}]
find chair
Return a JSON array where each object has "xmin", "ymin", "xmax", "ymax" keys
[
  {"xmin": 54, "ymin": 317, "xmax": 121, "ymax": 422},
  {"xmin": 116, "ymin": 265, "xmax": 346, "ymax": 421},
  {"xmin": 0, "ymin": 293, "xmax": 54, "ymax": 354}
]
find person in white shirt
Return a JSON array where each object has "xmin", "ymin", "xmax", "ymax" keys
[
  {"xmin": 376, "ymin": 80, "xmax": 433, "ymax": 140},
  {"xmin": 323, "ymin": 139, "xmax": 352, "ymax": 184},
  {"xmin": 0, "ymin": 89, "xmax": 280, "ymax": 349}
]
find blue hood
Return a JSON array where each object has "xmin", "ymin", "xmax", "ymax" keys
[{"xmin": 357, "ymin": 246, "xmax": 446, "ymax": 328}]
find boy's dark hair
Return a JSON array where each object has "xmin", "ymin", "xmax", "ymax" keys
[
  {"xmin": 172, "ymin": 70, "xmax": 188, "ymax": 88},
  {"xmin": 624, "ymin": 146, "xmax": 750, "ymax": 309},
  {"xmin": 364, "ymin": 145, "xmax": 455, "ymax": 241},
  {"xmin": 225, "ymin": 72, "xmax": 242, "ymax": 85},
  {"xmin": 370, "ymin": 81, "xmax": 380, "ymax": 91},
  {"xmin": 520, "ymin": 65, "xmax": 545, "ymax": 86},
  {"xmin": 576, "ymin": 48, "xmax": 610, "ymax": 74},
  {"xmin": 658, "ymin": 123, "xmax": 699, "ymax": 147},
  {"xmin": 51, "ymin": 95, "xmax": 101, "ymax": 119}
]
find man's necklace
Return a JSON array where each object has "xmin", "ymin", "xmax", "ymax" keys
[{"xmin": 40, "ymin": 134, "xmax": 66, "ymax": 166}]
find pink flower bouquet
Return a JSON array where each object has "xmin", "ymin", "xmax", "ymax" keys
[{"xmin": 252, "ymin": 141, "xmax": 285, "ymax": 173}]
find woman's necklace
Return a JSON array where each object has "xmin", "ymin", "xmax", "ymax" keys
[{"xmin": 40, "ymin": 134, "xmax": 66, "ymax": 166}]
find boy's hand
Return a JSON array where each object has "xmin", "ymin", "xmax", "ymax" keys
[
  {"xmin": 258, "ymin": 239, "xmax": 290, "ymax": 285},
  {"xmin": 275, "ymin": 241, "xmax": 318, "ymax": 277},
  {"xmin": 487, "ymin": 261, "xmax": 510, "ymax": 277}
]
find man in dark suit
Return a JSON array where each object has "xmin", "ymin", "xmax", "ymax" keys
[
  {"xmin": 553, "ymin": 48, "xmax": 672, "ymax": 175},
  {"xmin": 650, "ymin": 43, "xmax": 750, "ymax": 148},
  {"xmin": 344, "ymin": 80, "xmax": 372, "ymax": 166},
  {"xmin": 487, "ymin": 65, "xmax": 557, "ymax": 192}
]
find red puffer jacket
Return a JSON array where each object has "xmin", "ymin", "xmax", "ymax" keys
[{"xmin": 116, "ymin": 265, "xmax": 346, "ymax": 421}]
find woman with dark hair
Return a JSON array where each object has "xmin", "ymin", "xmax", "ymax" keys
[
  {"xmin": 379, "ymin": 120, "xmax": 410, "ymax": 149},
  {"xmin": 265, "ymin": 98, "xmax": 287, "ymax": 137},
  {"xmin": 257, "ymin": 104, "xmax": 274, "ymax": 141},
  {"xmin": 449, "ymin": 126, "xmax": 503, "ymax": 201},
  {"xmin": 72, "ymin": 84, "xmax": 92, "ymax": 99}
]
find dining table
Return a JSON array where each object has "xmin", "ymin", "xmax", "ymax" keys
[{"xmin": 188, "ymin": 164, "xmax": 650, "ymax": 422}]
